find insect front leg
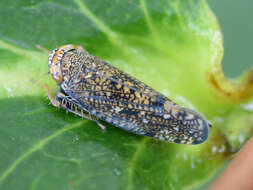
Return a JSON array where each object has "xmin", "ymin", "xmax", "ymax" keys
[
  {"xmin": 32, "ymin": 78, "xmax": 107, "ymax": 131},
  {"xmin": 31, "ymin": 78, "xmax": 61, "ymax": 107},
  {"xmin": 44, "ymin": 86, "xmax": 61, "ymax": 107}
]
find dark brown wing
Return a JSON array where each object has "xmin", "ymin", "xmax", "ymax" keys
[{"xmin": 60, "ymin": 50, "xmax": 209, "ymax": 145}]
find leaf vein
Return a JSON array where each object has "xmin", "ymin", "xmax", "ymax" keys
[
  {"xmin": 0, "ymin": 121, "xmax": 85, "ymax": 185},
  {"xmin": 0, "ymin": 39, "xmax": 39, "ymax": 56},
  {"xmin": 74, "ymin": 0, "xmax": 121, "ymax": 47},
  {"xmin": 126, "ymin": 138, "xmax": 150, "ymax": 190}
]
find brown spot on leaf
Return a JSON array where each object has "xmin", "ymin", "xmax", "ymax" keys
[{"xmin": 207, "ymin": 66, "xmax": 253, "ymax": 102}]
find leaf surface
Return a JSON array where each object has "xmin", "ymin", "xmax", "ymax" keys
[{"xmin": 0, "ymin": 0, "xmax": 252, "ymax": 189}]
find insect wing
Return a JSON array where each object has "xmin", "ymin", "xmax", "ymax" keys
[{"xmin": 61, "ymin": 50, "xmax": 209, "ymax": 145}]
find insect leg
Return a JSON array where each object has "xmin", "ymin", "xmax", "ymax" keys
[
  {"xmin": 95, "ymin": 120, "xmax": 106, "ymax": 132},
  {"xmin": 69, "ymin": 107, "xmax": 106, "ymax": 131},
  {"xmin": 31, "ymin": 78, "xmax": 61, "ymax": 107},
  {"xmin": 36, "ymin": 45, "xmax": 49, "ymax": 54},
  {"xmin": 44, "ymin": 85, "xmax": 61, "ymax": 107},
  {"xmin": 32, "ymin": 78, "xmax": 107, "ymax": 131},
  {"xmin": 57, "ymin": 93, "xmax": 107, "ymax": 131},
  {"xmin": 87, "ymin": 112, "xmax": 106, "ymax": 132}
]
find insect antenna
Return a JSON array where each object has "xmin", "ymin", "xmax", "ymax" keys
[
  {"xmin": 30, "ymin": 71, "xmax": 50, "ymax": 85},
  {"xmin": 36, "ymin": 45, "xmax": 50, "ymax": 54}
]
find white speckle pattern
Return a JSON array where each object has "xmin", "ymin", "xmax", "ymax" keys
[
  {"xmin": 197, "ymin": 119, "xmax": 203, "ymax": 126},
  {"xmin": 185, "ymin": 114, "xmax": 194, "ymax": 120},
  {"xmin": 140, "ymin": 111, "xmax": 145, "ymax": 115},
  {"xmin": 171, "ymin": 109, "xmax": 178, "ymax": 117},
  {"xmin": 114, "ymin": 106, "xmax": 123, "ymax": 113},
  {"xmin": 119, "ymin": 122, "xmax": 125, "ymax": 127},
  {"xmin": 143, "ymin": 118, "xmax": 149, "ymax": 124},
  {"xmin": 163, "ymin": 114, "xmax": 170, "ymax": 119},
  {"xmin": 106, "ymin": 117, "xmax": 112, "ymax": 123}
]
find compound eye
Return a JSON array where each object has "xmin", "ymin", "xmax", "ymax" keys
[
  {"xmin": 48, "ymin": 49, "xmax": 63, "ymax": 84},
  {"xmin": 49, "ymin": 64, "xmax": 63, "ymax": 83}
]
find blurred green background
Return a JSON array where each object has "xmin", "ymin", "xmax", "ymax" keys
[
  {"xmin": 208, "ymin": 0, "xmax": 253, "ymax": 78},
  {"xmin": 195, "ymin": 1, "xmax": 253, "ymax": 189}
]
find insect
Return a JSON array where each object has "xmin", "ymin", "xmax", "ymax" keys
[{"xmin": 45, "ymin": 44, "xmax": 211, "ymax": 145}]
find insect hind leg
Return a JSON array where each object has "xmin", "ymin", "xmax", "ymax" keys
[
  {"xmin": 97, "ymin": 122, "xmax": 106, "ymax": 131},
  {"xmin": 71, "ymin": 107, "xmax": 107, "ymax": 132},
  {"xmin": 87, "ymin": 112, "xmax": 106, "ymax": 132}
]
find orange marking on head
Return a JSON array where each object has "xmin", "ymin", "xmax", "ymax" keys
[
  {"xmin": 55, "ymin": 50, "xmax": 62, "ymax": 55},
  {"xmin": 52, "ymin": 56, "xmax": 58, "ymax": 64}
]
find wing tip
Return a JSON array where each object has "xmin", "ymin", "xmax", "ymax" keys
[{"xmin": 192, "ymin": 120, "xmax": 210, "ymax": 145}]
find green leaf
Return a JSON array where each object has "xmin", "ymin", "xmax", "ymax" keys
[{"xmin": 0, "ymin": 0, "xmax": 252, "ymax": 190}]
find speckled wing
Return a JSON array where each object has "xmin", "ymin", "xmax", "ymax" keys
[{"xmin": 60, "ymin": 48, "xmax": 209, "ymax": 145}]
